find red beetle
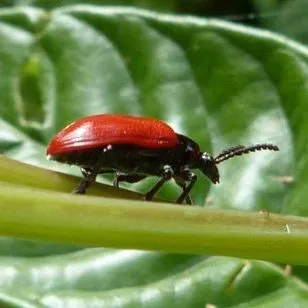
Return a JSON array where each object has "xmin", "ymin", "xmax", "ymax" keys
[{"xmin": 47, "ymin": 114, "xmax": 279, "ymax": 204}]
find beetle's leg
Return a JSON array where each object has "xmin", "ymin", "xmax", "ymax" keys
[
  {"xmin": 75, "ymin": 144, "xmax": 115, "ymax": 194},
  {"xmin": 175, "ymin": 170, "xmax": 197, "ymax": 204},
  {"xmin": 73, "ymin": 167, "xmax": 98, "ymax": 194},
  {"xmin": 174, "ymin": 178, "xmax": 192, "ymax": 205},
  {"xmin": 145, "ymin": 165, "xmax": 174, "ymax": 201},
  {"xmin": 80, "ymin": 167, "xmax": 92, "ymax": 178},
  {"xmin": 113, "ymin": 172, "xmax": 146, "ymax": 187}
]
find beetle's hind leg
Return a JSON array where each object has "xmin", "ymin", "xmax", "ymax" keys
[
  {"xmin": 113, "ymin": 172, "xmax": 146, "ymax": 187},
  {"xmin": 74, "ymin": 142, "xmax": 117, "ymax": 194},
  {"xmin": 73, "ymin": 167, "xmax": 98, "ymax": 194}
]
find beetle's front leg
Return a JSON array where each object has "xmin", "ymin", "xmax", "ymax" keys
[
  {"xmin": 174, "ymin": 178, "xmax": 193, "ymax": 205},
  {"xmin": 175, "ymin": 170, "xmax": 197, "ymax": 204},
  {"xmin": 145, "ymin": 165, "xmax": 174, "ymax": 201}
]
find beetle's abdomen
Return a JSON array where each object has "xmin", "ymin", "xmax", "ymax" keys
[
  {"xmin": 48, "ymin": 146, "xmax": 136, "ymax": 171},
  {"xmin": 48, "ymin": 145, "xmax": 180, "ymax": 176},
  {"xmin": 49, "ymin": 148, "xmax": 104, "ymax": 167}
]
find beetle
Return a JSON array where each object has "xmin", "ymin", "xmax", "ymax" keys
[{"xmin": 47, "ymin": 114, "xmax": 279, "ymax": 204}]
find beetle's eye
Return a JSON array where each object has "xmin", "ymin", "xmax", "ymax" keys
[{"xmin": 201, "ymin": 153, "xmax": 211, "ymax": 161}]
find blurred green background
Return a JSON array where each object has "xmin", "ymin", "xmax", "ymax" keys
[
  {"xmin": 3, "ymin": 0, "xmax": 308, "ymax": 45},
  {"xmin": 1, "ymin": 0, "xmax": 308, "ymax": 307}
]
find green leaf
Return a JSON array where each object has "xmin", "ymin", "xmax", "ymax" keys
[
  {"xmin": 1, "ymin": 4, "xmax": 308, "ymax": 307},
  {"xmin": 0, "ymin": 258, "xmax": 304, "ymax": 307},
  {"xmin": 12, "ymin": 0, "xmax": 176, "ymax": 12},
  {"xmin": 262, "ymin": 0, "xmax": 308, "ymax": 45}
]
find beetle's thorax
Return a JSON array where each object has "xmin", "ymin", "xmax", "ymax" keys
[
  {"xmin": 175, "ymin": 134, "xmax": 220, "ymax": 183},
  {"xmin": 173, "ymin": 134, "xmax": 201, "ymax": 168}
]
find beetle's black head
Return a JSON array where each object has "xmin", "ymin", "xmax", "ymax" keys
[
  {"xmin": 177, "ymin": 133, "xmax": 279, "ymax": 185},
  {"xmin": 199, "ymin": 153, "xmax": 220, "ymax": 184}
]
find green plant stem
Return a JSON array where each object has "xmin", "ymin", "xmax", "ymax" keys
[
  {"xmin": 0, "ymin": 155, "xmax": 142, "ymax": 199},
  {"xmin": 1, "ymin": 182, "xmax": 308, "ymax": 265}
]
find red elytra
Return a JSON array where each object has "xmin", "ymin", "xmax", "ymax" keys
[
  {"xmin": 47, "ymin": 114, "xmax": 178, "ymax": 156},
  {"xmin": 47, "ymin": 114, "xmax": 279, "ymax": 204}
]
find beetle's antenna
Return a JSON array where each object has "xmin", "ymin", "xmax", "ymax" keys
[
  {"xmin": 214, "ymin": 143, "xmax": 279, "ymax": 164},
  {"xmin": 214, "ymin": 145, "xmax": 246, "ymax": 161}
]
